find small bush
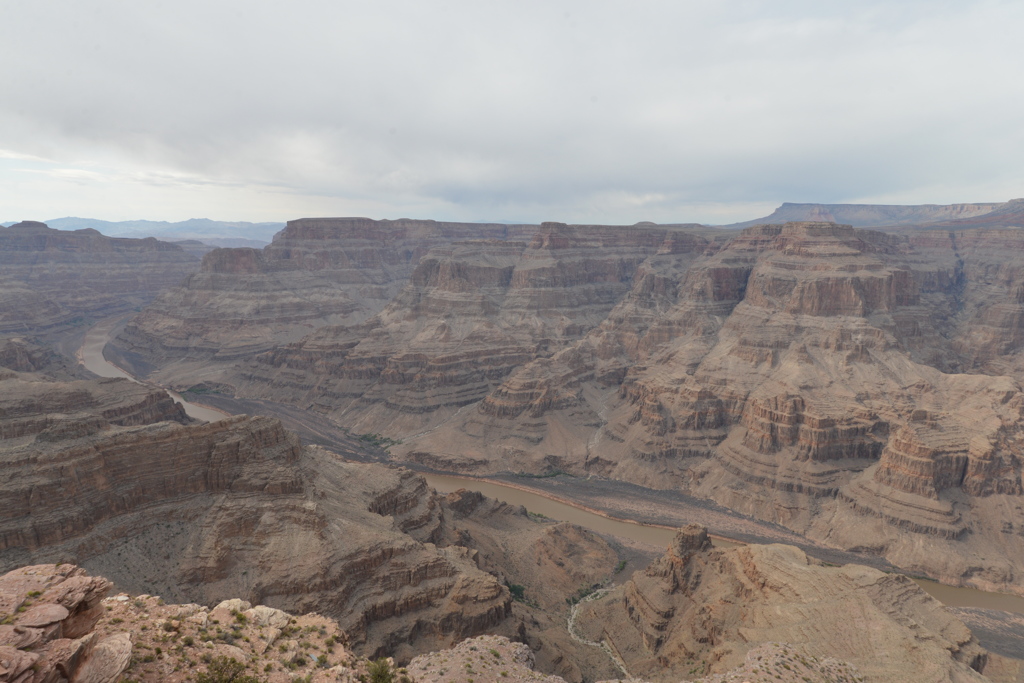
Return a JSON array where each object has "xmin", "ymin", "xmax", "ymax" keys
[
  {"xmin": 195, "ymin": 656, "xmax": 261, "ymax": 683},
  {"xmin": 368, "ymin": 658, "xmax": 395, "ymax": 683}
]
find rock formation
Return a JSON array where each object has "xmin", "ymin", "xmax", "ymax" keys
[
  {"xmin": 0, "ymin": 562, "xmax": 415, "ymax": 683},
  {"xmin": 231, "ymin": 222, "xmax": 713, "ymax": 437},
  {"xmin": 0, "ymin": 221, "xmax": 198, "ymax": 335},
  {"xmin": 0, "ymin": 566, "xmax": 877, "ymax": 683},
  {"xmin": 0, "ymin": 370, "xmax": 633, "ymax": 670},
  {"xmin": 110, "ymin": 217, "xmax": 536, "ymax": 383},
  {"xmin": 0, "ymin": 371, "xmax": 512, "ymax": 660},
  {"xmin": 577, "ymin": 525, "xmax": 990, "ymax": 683},
  {"xmin": 0, "ymin": 564, "xmax": 131, "ymax": 683},
  {"xmin": 390, "ymin": 222, "xmax": 1024, "ymax": 596},
  {"xmin": 408, "ymin": 634, "xmax": 566, "ymax": 683},
  {"xmin": 102, "ymin": 211, "xmax": 1024, "ymax": 595}
]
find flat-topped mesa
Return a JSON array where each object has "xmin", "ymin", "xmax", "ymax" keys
[
  {"xmin": 0, "ymin": 221, "xmax": 199, "ymax": 333},
  {"xmin": 728, "ymin": 199, "xmax": 1006, "ymax": 229},
  {"xmin": 110, "ymin": 217, "xmax": 538, "ymax": 382}
]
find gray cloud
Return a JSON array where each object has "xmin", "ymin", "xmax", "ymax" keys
[{"xmin": 2, "ymin": 0, "xmax": 1022, "ymax": 224}]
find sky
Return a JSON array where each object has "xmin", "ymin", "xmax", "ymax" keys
[{"xmin": 2, "ymin": 0, "xmax": 1023, "ymax": 226}]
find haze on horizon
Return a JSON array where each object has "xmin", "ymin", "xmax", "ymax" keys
[{"xmin": 2, "ymin": 0, "xmax": 1022, "ymax": 228}]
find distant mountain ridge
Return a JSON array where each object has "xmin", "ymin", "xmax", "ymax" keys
[
  {"xmin": 724, "ymin": 200, "xmax": 1015, "ymax": 229},
  {"xmin": 3, "ymin": 216, "xmax": 285, "ymax": 247}
]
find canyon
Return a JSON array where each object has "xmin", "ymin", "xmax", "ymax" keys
[
  {"xmin": 8, "ymin": 204, "xmax": 1024, "ymax": 681},
  {"xmin": 107, "ymin": 202, "xmax": 1024, "ymax": 598},
  {"xmin": 0, "ymin": 221, "xmax": 198, "ymax": 336}
]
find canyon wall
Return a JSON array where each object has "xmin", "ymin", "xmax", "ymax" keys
[
  {"xmin": 106, "ymin": 210, "xmax": 1024, "ymax": 595},
  {"xmin": 393, "ymin": 222, "xmax": 1024, "ymax": 594},
  {"xmin": 231, "ymin": 221, "xmax": 715, "ymax": 437},
  {"xmin": 0, "ymin": 372, "xmax": 515, "ymax": 660},
  {"xmin": 0, "ymin": 369, "xmax": 633, "ymax": 672},
  {"xmin": 0, "ymin": 221, "xmax": 198, "ymax": 335},
  {"xmin": 111, "ymin": 217, "xmax": 536, "ymax": 382}
]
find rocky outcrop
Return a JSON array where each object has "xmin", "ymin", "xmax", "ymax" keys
[
  {"xmin": 0, "ymin": 221, "xmax": 198, "ymax": 334},
  {"xmin": 0, "ymin": 563, "xmax": 406, "ymax": 683},
  {"xmin": 0, "ymin": 564, "xmax": 129, "ymax": 683},
  {"xmin": 111, "ymin": 217, "xmax": 536, "ymax": 383},
  {"xmin": 409, "ymin": 636, "xmax": 869, "ymax": 683},
  {"xmin": 577, "ymin": 525, "xmax": 990, "ymax": 683},
  {"xmin": 409, "ymin": 634, "xmax": 565, "ymax": 683}
]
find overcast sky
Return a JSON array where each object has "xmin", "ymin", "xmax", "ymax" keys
[{"xmin": 2, "ymin": 1, "xmax": 1022, "ymax": 226}]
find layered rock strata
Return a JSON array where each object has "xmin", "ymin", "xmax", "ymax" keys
[
  {"xmin": 110, "ymin": 213, "xmax": 1024, "ymax": 594},
  {"xmin": 0, "ymin": 564, "xmax": 131, "ymax": 683},
  {"xmin": 398, "ymin": 222, "xmax": 1024, "ymax": 594},
  {"xmin": 232, "ymin": 222, "xmax": 714, "ymax": 437},
  {"xmin": 577, "ymin": 525, "xmax": 990, "ymax": 683},
  {"xmin": 0, "ymin": 370, "xmax": 643, "ymax": 669},
  {"xmin": 0, "ymin": 221, "xmax": 198, "ymax": 334},
  {"xmin": 111, "ymin": 217, "xmax": 536, "ymax": 382},
  {"xmin": 0, "ymin": 373, "xmax": 513, "ymax": 660}
]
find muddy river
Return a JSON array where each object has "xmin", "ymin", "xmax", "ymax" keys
[
  {"xmin": 77, "ymin": 317, "xmax": 229, "ymax": 423},
  {"xmin": 77, "ymin": 320, "xmax": 1024, "ymax": 615}
]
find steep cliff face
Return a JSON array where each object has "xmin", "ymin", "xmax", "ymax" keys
[
  {"xmin": 0, "ymin": 221, "xmax": 198, "ymax": 334},
  {"xmin": 0, "ymin": 374, "xmax": 514, "ymax": 660},
  {"xmin": 232, "ymin": 222, "xmax": 711, "ymax": 437},
  {"xmin": 577, "ymin": 526, "xmax": 989, "ymax": 683},
  {"xmin": 111, "ymin": 217, "xmax": 535, "ymax": 382},
  {"xmin": 397, "ymin": 223, "xmax": 1024, "ymax": 594}
]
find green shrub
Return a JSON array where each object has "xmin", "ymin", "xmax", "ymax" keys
[
  {"xmin": 368, "ymin": 658, "xmax": 395, "ymax": 683},
  {"xmin": 195, "ymin": 656, "xmax": 262, "ymax": 683}
]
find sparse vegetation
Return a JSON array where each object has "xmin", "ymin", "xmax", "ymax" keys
[
  {"xmin": 505, "ymin": 582, "xmax": 526, "ymax": 601},
  {"xmin": 566, "ymin": 583, "xmax": 601, "ymax": 606},
  {"xmin": 194, "ymin": 657, "xmax": 262, "ymax": 683},
  {"xmin": 368, "ymin": 658, "xmax": 395, "ymax": 683},
  {"xmin": 514, "ymin": 469, "xmax": 569, "ymax": 479},
  {"xmin": 356, "ymin": 433, "xmax": 403, "ymax": 448}
]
